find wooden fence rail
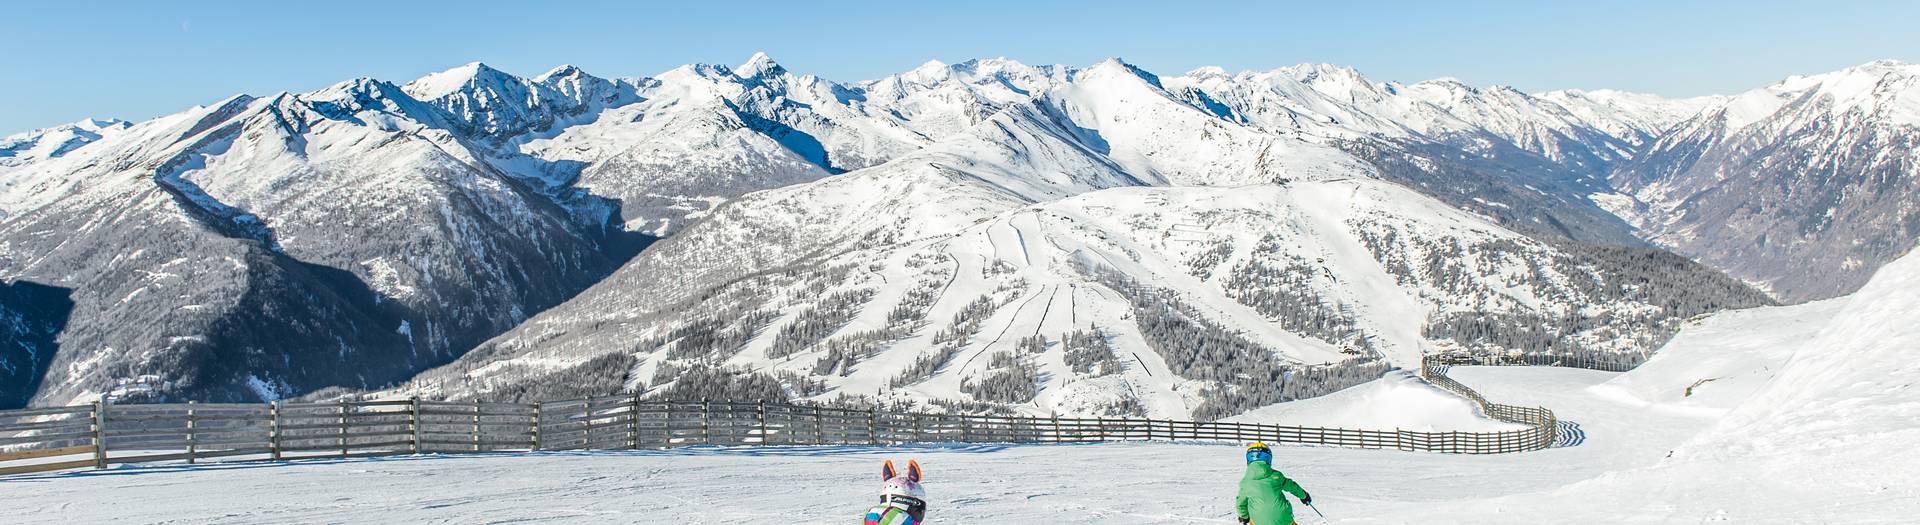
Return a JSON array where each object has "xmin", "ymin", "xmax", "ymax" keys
[{"xmin": 0, "ymin": 358, "xmax": 1556, "ymax": 477}]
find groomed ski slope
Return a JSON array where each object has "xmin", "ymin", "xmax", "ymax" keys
[
  {"xmin": 12, "ymin": 249, "xmax": 1920, "ymax": 523},
  {"xmin": 5, "ymin": 366, "xmax": 1894, "ymax": 524}
]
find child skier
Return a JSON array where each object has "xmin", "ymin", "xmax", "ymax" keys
[
  {"xmin": 1236, "ymin": 442, "xmax": 1312, "ymax": 525},
  {"xmin": 863, "ymin": 459, "xmax": 926, "ymax": 525}
]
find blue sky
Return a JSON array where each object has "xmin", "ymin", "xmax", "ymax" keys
[{"xmin": 4, "ymin": 0, "xmax": 1916, "ymax": 134}]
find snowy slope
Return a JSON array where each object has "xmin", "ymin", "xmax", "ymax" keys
[
  {"xmin": 1373, "ymin": 247, "xmax": 1920, "ymax": 523},
  {"xmin": 1601, "ymin": 245, "xmax": 1920, "ymax": 518},
  {"xmin": 1226, "ymin": 371, "xmax": 1525, "ymax": 432},
  {"xmin": 1651, "ymin": 249, "xmax": 1920, "ymax": 508}
]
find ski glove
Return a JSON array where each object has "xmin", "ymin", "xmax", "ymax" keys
[
  {"xmin": 1301, "ymin": 495, "xmax": 1312, "ymax": 506},
  {"xmin": 1237, "ymin": 517, "xmax": 1249, "ymax": 525}
]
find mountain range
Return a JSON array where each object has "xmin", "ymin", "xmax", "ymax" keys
[{"xmin": 1, "ymin": 54, "xmax": 1905, "ymax": 419}]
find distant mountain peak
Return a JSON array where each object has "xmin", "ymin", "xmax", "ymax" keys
[
  {"xmin": 1082, "ymin": 57, "xmax": 1164, "ymax": 89},
  {"xmin": 1855, "ymin": 58, "xmax": 1912, "ymax": 70},
  {"xmin": 536, "ymin": 64, "xmax": 588, "ymax": 83},
  {"xmin": 1184, "ymin": 66, "xmax": 1231, "ymax": 80},
  {"xmin": 403, "ymin": 61, "xmax": 522, "ymax": 101},
  {"xmin": 902, "ymin": 59, "xmax": 951, "ymax": 83},
  {"xmin": 736, "ymin": 51, "xmax": 785, "ymax": 79}
]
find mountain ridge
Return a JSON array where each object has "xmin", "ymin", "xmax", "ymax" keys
[{"xmin": 10, "ymin": 53, "xmax": 1900, "ymax": 415}]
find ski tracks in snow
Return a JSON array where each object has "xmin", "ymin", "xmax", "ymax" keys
[{"xmin": 958, "ymin": 286, "xmax": 1050, "ymax": 373}]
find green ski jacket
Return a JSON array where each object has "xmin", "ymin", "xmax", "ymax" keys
[{"xmin": 1236, "ymin": 460, "xmax": 1309, "ymax": 525}]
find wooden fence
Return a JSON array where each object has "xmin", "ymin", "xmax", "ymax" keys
[
  {"xmin": 0, "ymin": 361, "xmax": 1556, "ymax": 477},
  {"xmin": 1417, "ymin": 357, "xmax": 1558, "ymax": 449},
  {"xmin": 1438, "ymin": 352, "xmax": 1648, "ymax": 373}
]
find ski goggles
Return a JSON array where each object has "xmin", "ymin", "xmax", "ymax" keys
[{"xmin": 1246, "ymin": 447, "xmax": 1273, "ymax": 464}]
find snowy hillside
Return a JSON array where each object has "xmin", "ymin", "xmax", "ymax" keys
[{"xmin": 1543, "ymin": 245, "xmax": 1920, "ymax": 519}]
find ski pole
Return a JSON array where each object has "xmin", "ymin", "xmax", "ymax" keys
[{"xmin": 1307, "ymin": 502, "xmax": 1326, "ymax": 519}]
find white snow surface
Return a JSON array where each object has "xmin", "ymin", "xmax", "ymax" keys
[{"xmin": 1226, "ymin": 370, "xmax": 1525, "ymax": 432}]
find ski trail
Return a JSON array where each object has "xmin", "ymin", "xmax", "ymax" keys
[
  {"xmin": 1009, "ymin": 218, "xmax": 1033, "ymax": 267},
  {"xmin": 1031, "ymin": 286, "xmax": 1061, "ymax": 338},
  {"xmin": 1292, "ymin": 181, "xmax": 1430, "ymax": 368},
  {"xmin": 984, "ymin": 226, "xmax": 1005, "ymax": 265},
  {"xmin": 1069, "ymin": 284, "xmax": 1078, "ymax": 328},
  {"xmin": 935, "ymin": 251, "xmax": 962, "ymax": 306},
  {"xmin": 960, "ymin": 286, "xmax": 1050, "ymax": 372}
]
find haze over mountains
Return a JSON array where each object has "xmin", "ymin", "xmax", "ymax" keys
[{"xmin": 1, "ymin": 53, "xmax": 1907, "ymax": 418}]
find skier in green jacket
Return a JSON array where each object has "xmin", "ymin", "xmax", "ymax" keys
[{"xmin": 1236, "ymin": 442, "xmax": 1312, "ymax": 525}]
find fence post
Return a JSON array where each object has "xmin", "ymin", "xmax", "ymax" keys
[
  {"xmin": 338, "ymin": 400, "xmax": 349, "ymax": 458},
  {"xmin": 1052, "ymin": 416, "xmax": 1061, "ymax": 443},
  {"xmin": 959, "ymin": 414, "xmax": 972, "ymax": 443},
  {"xmin": 531, "ymin": 402, "xmax": 542, "ymax": 451},
  {"xmin": 269, "ymin": 401, "xmax": 283, "ymax": 460},
  {"xmin": 92, "ymin": 400, "xmax": 107, "ymax": 469},
  {"xmin": 867, "ymin": 408, "xmax": 879, "ymax": 445},
  {"xmin": 410, "ymin": 396, "xmax": 422, "ymax": 454},
  {"xmin": 700, "ymin": 400, "xmax": 711, "ymax": 445},
  {"xmin": 756, "ymin": 401, "xmax": 768, "ymax": 445},
  {"xmin": 631, "ymin": 394, "xmax": 642, "ymax": 450},
  {"xmin": 470, "ymin": 401, "xmax": 481, "ymax": 453},
  {"xmin": 186, "ymin": 401, "xmax": 198, "ymax": 464},
  {"xmin": 813, "ymin": 408, "xmax": 823, "ymax": 445},
  {"xmin": 912, "ymin": 413, "xmax": 924, "ymax": 443},
  {"xmin": 583, "ymin": 397, "xmax": 595, "ymax": 449}
]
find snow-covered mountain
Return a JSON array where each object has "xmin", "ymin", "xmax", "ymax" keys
[
  {"xmin": 0, "ymin": 78, "xmax": 630, "ymax": 406},
  {"xmin": 1535, "ymin": 89, "xmax": 1720, "ymax": 147},
  {"xmin": 3, "ymin": 52, "xmax": 1810, "ymax": 413},
  {"xmin": 385, "ymin": 60, "xmax": 1766, "ymax": 419},
  {"xmin": 1608, "ymin": 60, "xmax": 1920, "ymax": 301},
  {"xmin": 0, "ymin": 118, "xmax": 129, "ymax": 173},
  {"xmin": 1164, "ymin": 64, "xmax": 1682, "ymax": 244}
]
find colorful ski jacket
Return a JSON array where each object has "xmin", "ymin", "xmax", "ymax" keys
[
  {"xmin": 863, "ymin": 504, "xmax": 918, "ymax": 525},
  {"xmin": 1236, "ymin": 460, "xmax": 1309, "ymax": 525}
]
